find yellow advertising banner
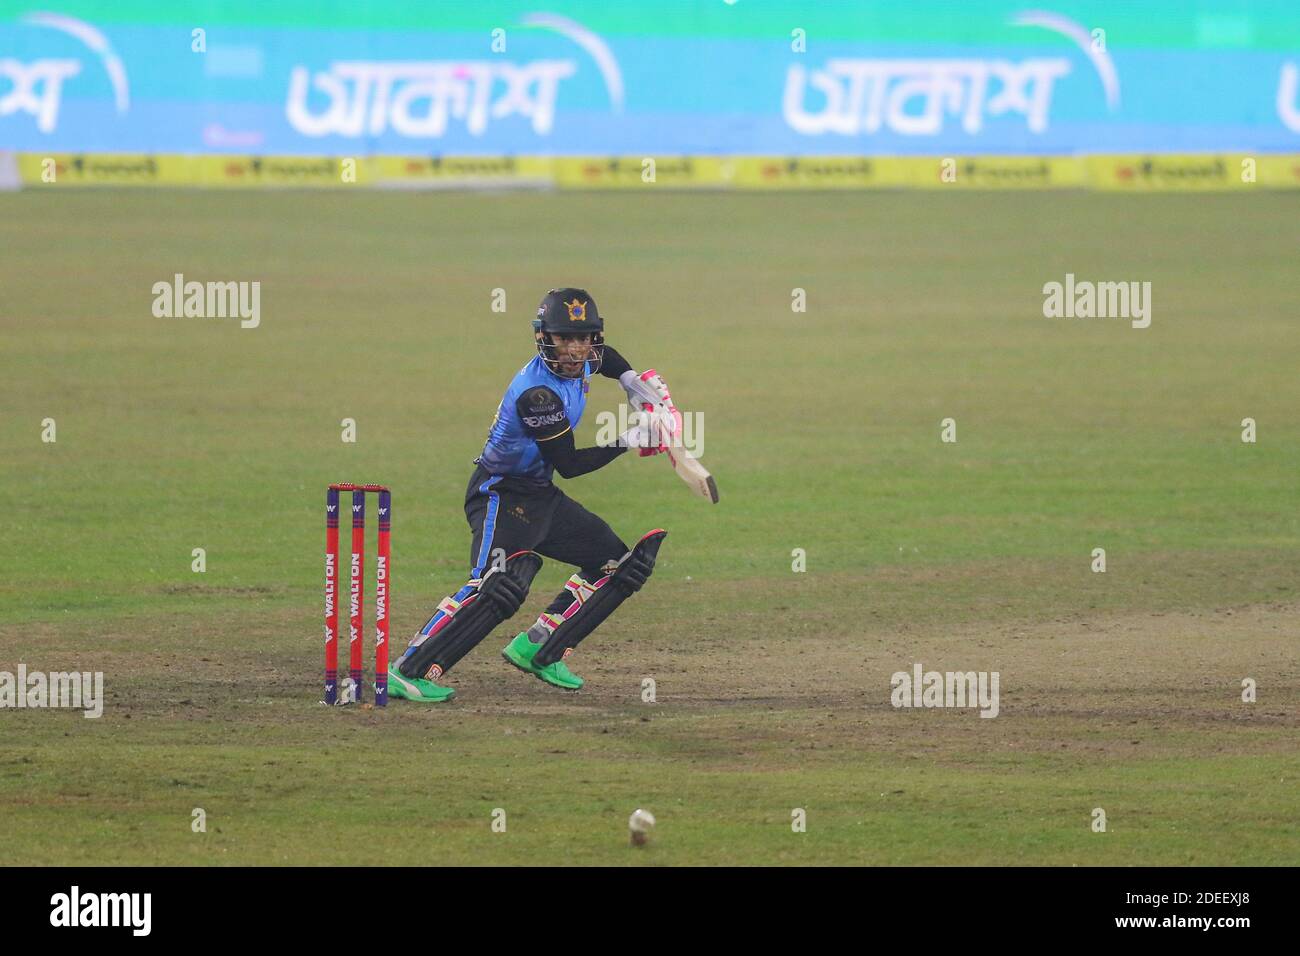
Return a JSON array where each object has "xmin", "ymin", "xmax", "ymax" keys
[
  {"xmin": 1086, "ymin": 154, "xmax": 1253, "ymax": 190},
  {"xmin": 553, "ymin": 156, "xmax": 732, "ymax": 189},
  {"xmin": 729, "ymin": 156, "xmax": 909, "ymax": 188},
  {"xmin": 197, "ymin": 155, "xmax": 364, "ymax": 187},
  {"xmin": 1256, "ymin": 154, "xmax": 1300, "ymax": 188},
  {"xmin": 17, "ymin": 153, "xmax": 1300, "ymax": 191},
  {"xmin": 370, "ymin": 156, "xmax": 554, "ymax": 188},
  {"xmin": 19, "ymin": 153, "xmax": 194, "ymax": 186},
  {"xmin": 906, "ymin": 156, "xmax": 1087, "ymax": 189}
]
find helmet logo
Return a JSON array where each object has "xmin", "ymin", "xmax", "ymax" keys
[{"xmin": 565, "ymin": 298, "xmax": 587, "ymax": 322}]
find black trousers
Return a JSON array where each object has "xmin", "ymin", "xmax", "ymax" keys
[{"xmin": 464, "ymin": 466, "xmax": 628, "ymax": 614}]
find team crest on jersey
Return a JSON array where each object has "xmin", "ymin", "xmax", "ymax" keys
[{"xmin": 565, "ymin": 298, "xmax": 587, "ymax": 322}]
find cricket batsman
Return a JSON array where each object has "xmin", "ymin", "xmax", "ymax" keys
[{"xmin": 387, "ymin": 288, "xmax": 680, "ymax": 702}]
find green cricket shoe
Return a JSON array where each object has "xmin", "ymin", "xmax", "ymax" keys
[
  {"xmin": 386, "ymin": 665, "xmax": 455, "ymax": 703},
  {"xmin": 501, "ymin": 632, "xmax": 584, "ymax": 690}
]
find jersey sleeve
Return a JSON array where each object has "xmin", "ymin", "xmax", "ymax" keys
[
  {"xmin": 536, "ymin": 427, "xmax": 628, "ymax": 478},
  {"xmin": 515, "ymin": 385, "xmax": 571, "ymax": 442},
  {"xmin": 598, "ymin": 344, "xmax": 633, "ymax": 379}
]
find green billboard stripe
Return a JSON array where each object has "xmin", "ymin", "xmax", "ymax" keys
[{"xmin": 4, "ymin": 1, "xmax": 1298, "ymax": 48}]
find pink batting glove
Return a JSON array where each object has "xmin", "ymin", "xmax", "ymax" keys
[
  {"xmin": 639, "ymin": 369, "xmax": 673, "ymax": 406},
  {"xmin": 637, "ymin": 402, "xmax": 682, "ymax": 457}
]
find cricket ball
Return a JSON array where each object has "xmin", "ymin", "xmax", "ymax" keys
[{"xmin": 628, "ymin": 808, "xmax": 655, "ymax": 847}]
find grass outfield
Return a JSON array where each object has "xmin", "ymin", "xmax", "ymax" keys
[{"xmin": 1, "ymin": 190, "xmax": 1297, "ymax": 865}]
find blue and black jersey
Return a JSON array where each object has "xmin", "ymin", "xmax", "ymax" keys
[{"xmin": 476, "ymin": 346, "xmax": 633, "ymax": 485}]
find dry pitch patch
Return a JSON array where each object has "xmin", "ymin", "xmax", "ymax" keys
[{"xmin": 1, "ymin": 589, "xmax": 1295, "ymax": 865}]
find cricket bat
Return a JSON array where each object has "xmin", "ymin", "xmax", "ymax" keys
[
  {"xmin": 665, "ymin": 441, "xmax": 718, "ymax": 503},
  {"xmin": 629, "ymin": 371, "xmax": 719, "ymax": 504}
]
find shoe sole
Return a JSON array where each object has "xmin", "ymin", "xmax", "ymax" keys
[{"xmin": 501, "ymin": 648, "xmax": 582, "ymax": 690}]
